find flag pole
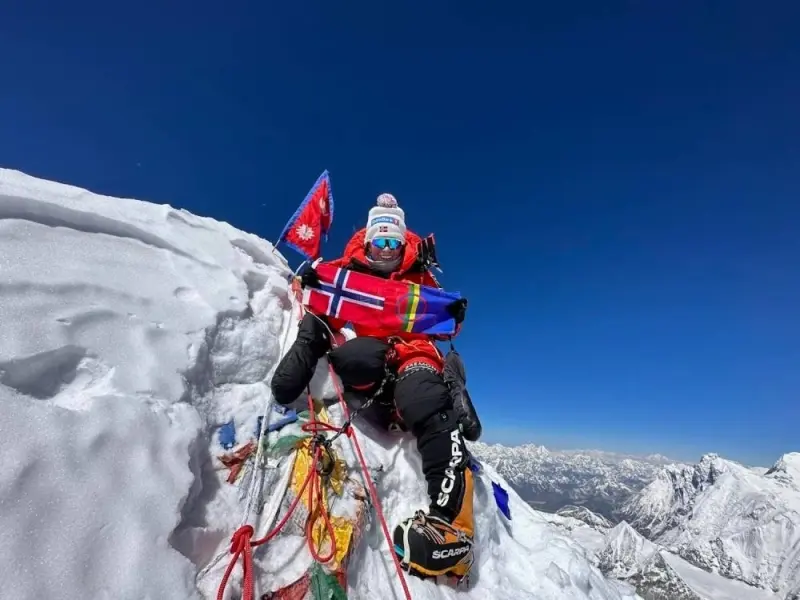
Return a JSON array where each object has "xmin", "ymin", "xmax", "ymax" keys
[{"xmin": 273, "ymin": 169, "xmax": 333, "ymax": 263}]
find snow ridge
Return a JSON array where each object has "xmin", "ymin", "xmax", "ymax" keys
[
  {"xmin": 0, "ymin": 168, "xmax": 640, "ymax": 600},
  {"xmin": 558, "ymin": 505, "xmax": 614, "ymax": 530}
]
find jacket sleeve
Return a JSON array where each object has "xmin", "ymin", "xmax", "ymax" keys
[{"xmin": 318, "ymin": 255, "xmax": 348, "ymax": 269}]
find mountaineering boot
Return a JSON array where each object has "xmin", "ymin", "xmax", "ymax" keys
[{"xmin": 393, "ymin": 420, "xmax": 475, "ymax": 583}]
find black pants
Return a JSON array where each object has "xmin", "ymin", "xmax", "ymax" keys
[{"xmin": 270, "ymin": 313, "xmax": 469, "ymax": 522}]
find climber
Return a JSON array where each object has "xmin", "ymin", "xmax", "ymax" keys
[{"xmin": 270, "ymin": 193, "xmax": 475, "ymax": 583}]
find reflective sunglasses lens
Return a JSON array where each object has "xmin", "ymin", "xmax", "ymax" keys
[{"xmin": 372, "ymin": 238, "xmax": 402, "ymax": 250}]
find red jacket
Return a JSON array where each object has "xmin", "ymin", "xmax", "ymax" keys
[{"xmin": 320, "ymin": 227, "xmax": 452, "ymax": 371}]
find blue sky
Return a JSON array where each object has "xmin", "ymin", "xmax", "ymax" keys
[{"xmin": 1, "ymin": 1, "xmax": 798, "ymax": 466}]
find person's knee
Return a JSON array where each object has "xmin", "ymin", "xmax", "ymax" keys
[
  {"xmin": 270, "ymin": 346, "xmax": 312, "ymax": 405},
  {"xmin": 393, "ymin": 366, "xmax": 453, "ymax": 437},
  {"xmin": 270, "ymin": 314, "xmax": 331, "ymax": 405},
  {"xmin": 328, "ymin": 337, "xmax": 391, "ymax": 391},
  {"xmin": 296, "ymin": 313, "xmax": 332, "ymax": 357}
]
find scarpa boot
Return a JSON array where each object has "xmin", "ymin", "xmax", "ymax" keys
[{"xmin": 393, "ymin": 422, "xmax": 475, "ymax": 583}]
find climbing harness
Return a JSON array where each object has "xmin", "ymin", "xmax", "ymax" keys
[{"xmin": 322, "ymin": 364, "xmax": 393, "ymax": 447}]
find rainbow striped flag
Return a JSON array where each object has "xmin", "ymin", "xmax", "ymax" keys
[{"xmin": 302, "ymin": 263, "xmax": 462, "ymax": 336}]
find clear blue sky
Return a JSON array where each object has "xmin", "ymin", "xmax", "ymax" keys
[{"xmin": 1, "ymin": 1, "xmax": 798, "ymax": 466}]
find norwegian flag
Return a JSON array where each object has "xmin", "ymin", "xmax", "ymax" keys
[
  {"xmin": 302, "ymin": 263, "xmax": 462, "ymax": 336},
  {"xmin": 277, "ymin": 170, "xmax": 334, "ymax": 260},
  {"xmin": 302, "ymin": 267, "xmax": 385, "ymax": 321}
]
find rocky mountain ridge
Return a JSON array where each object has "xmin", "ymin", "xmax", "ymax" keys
[{"xmin": 470, "ymin": 441, "xmax": 686, "ymax": 520}]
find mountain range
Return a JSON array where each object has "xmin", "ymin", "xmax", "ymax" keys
[
  {"xmin": 619, "ymin": 452, "xmax": 800, "ymax": 599},
  {"xmin": 469, "ymin": 440, "xmax": 684, "ymax": 520},
  {"xmin": 472, "ymin": 441, "xmax": 800, "ymax": 599}
]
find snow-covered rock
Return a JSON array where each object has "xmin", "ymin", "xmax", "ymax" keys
[
  {"xmin": 599, "ymin": 523, "xmax": 660, "ymax": 580},
  {"xmin": 470, "ymin": 441, "xmax": 686, "ymax": 520},
  {"xmin": 558, "ymin": 505, "xmax": 614, "ymax": 530},
  {"xmin": 537, "ymin": 508, "xmax": 762, "ymax": 599},
  {"xmin": 601, "ymin": 524, "xmax": 701, "ymax": 600},
  {"xmin": 591, "ymin": 522, "xmax": 782, "ymax": 600},
  {"xmin": 597, "ymin": 522, "xmax": 779, "ymax": 600},
  {"xmin": 619, "ymin": 453, "xmax": 731, "ymax": 539},
  {"xmin": 0, "ymin": 168, "xmax": 641, "ymax": 600},
  {"xmin": 621, "ymin": 452, "xmax": 800, "ymax": 599}
]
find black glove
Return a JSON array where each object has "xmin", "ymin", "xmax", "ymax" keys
[
  {"xmin": 298, "ymin": 263, "xmax": 321, "ymax": 288},
  {"xmin": 446, "ymin": 298, "xmax": 467, "ymax": 324}
]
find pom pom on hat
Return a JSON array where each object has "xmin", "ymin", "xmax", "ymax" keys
[
  {"xmin": 366, "ymin": 193, "xmax": 406, "ymax": 243},
  {"xmin": 376, "ymin": 193, "xmax": 398, "ymax": 208}
]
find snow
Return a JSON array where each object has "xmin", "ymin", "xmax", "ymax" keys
[
  {"xmin": 0, "ymin": 168, "xmax": 640, "ymax": 600},
  {"xmin": 662, "ymin": 551, "xmax": 781, "ymax": 600},
  {"xmin": 766, "ymin": 453, "xmax": 800, "ymax": 490},
  {"xmin": 539, "ymin": 510, "xmax": 609, "ymax": 558},
  {"xmin": 0, "ymin": 390, "xmax": 201, "ymax": 599}
]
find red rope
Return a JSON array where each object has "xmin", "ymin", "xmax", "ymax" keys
[
  {"xmin": 328, "ymin": 363, "xmax": 413, "ymax": 600},
  {"xmin": 216, "ymin": 394, "xmax": 342, "ymax": 600}
]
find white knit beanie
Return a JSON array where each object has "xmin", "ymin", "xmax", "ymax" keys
[{"xmin": 365, "ymin": 193, "xmax": 407, "ymax": 243}]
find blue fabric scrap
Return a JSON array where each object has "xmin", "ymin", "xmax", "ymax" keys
[
  {"xmin": 218, "ymin": 420, "xmax": 236, "ymax": 450},
  {"xmin": 492, "ymin": 481, "xmax": 511, "ymax": 520},
  {"xmin": 467, "ymin": 455, "xmax": 482, "ymax": 472},
  {"xmin": 255, "ymin": 410, "xmax": 299, "ymax": 437}
]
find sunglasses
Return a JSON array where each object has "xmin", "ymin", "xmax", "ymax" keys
[{"xmin": 370, "ymin": 237, "xmax": 404, "ymax": 250}]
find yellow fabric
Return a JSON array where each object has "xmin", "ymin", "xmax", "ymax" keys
[
  {"xmin": 310, "ymin": 515, "xmax": 355, "ymax": 570},
  {"xmin": 286, "ymin": 401, "xmax": 360, "ymax": 571}
]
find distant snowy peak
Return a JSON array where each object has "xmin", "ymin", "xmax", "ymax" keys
[
  {"xmin": 621, "ymin": 451, "xmax": 800, "ymax": 599},
  {"xmin": 597, "ymin": 523, "xmax": 705, "ymax": 600},
  {"xmin": 765, "ymin": 452, "xmax": 800, "ymax": 490},
  {"xmin": 470, "ymin": 441, "xmax": 687, "ymax": 520},
  {"xmin": 618, "ymin": 452, "xmax": 740, "ymax": 539},
  {"xmin": 644, "ymin": 453, "xmax": 674, "ymax": 463},
  {"xmin": 556, "ymin": 505, "xmax": 613, "ymax": 530},
  {"xmin": 599, "ymin": 522, "xmax": 659, "ymax": 579}
]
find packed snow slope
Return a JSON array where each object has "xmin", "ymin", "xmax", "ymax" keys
[{"xmin": 0, "ymin": 168, "xmax": 641, "ymax": 600}]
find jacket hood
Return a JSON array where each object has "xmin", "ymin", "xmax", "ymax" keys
[{"xmin": 342, "ymin": 227, "xmax": 424, "ymax": 276}]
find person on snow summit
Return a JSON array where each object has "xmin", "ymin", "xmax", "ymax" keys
[{"xmin": 270, "ymin": 192, "xmax": 474, "ymax": 582}]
